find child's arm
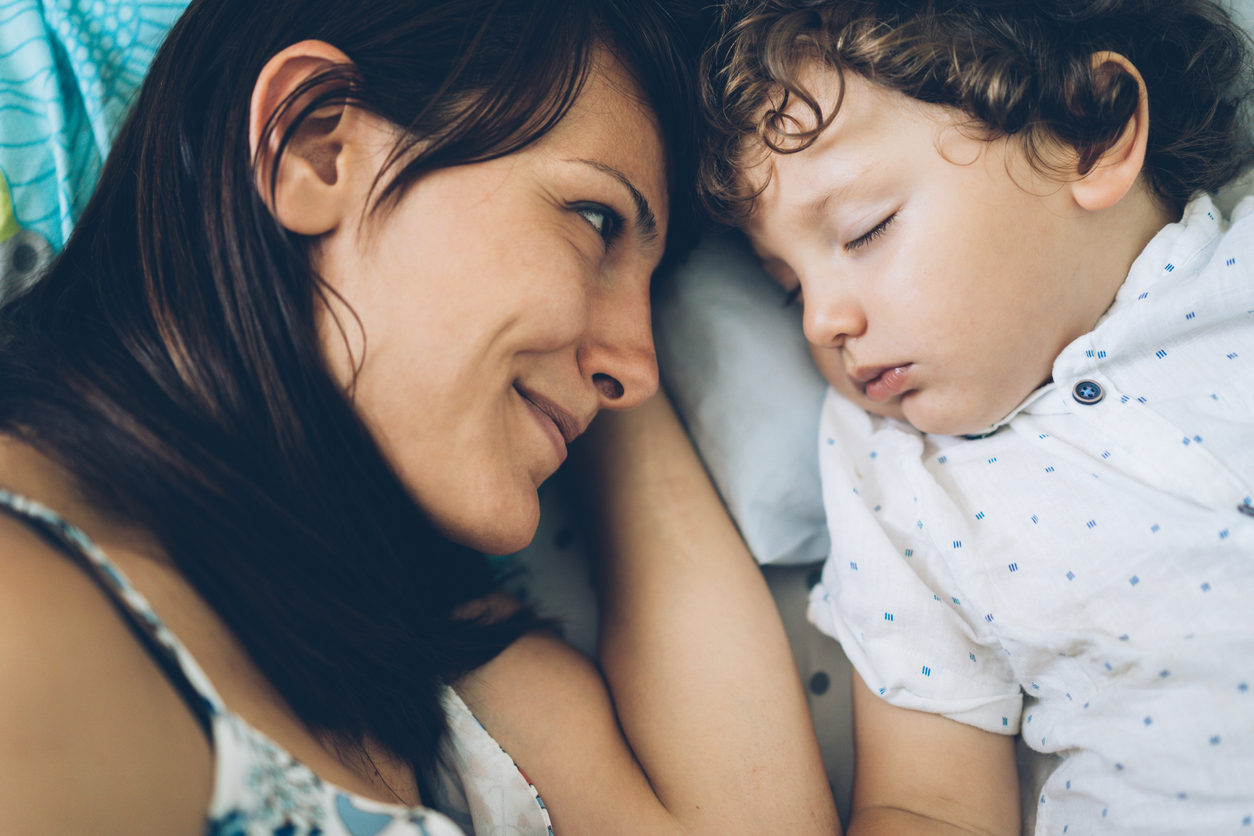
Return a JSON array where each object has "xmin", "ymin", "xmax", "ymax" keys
[
  {"xmin": 847, "ymin": 670, "xmax": 1020, "ymax": 836},
  {"xmin": 456, "ymin": 392, "xmax": 840, "ymax": 836}
]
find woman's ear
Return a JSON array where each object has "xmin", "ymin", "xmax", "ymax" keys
[
  {"xmin": 1068, "ymin": 51, "xmax": 1151, "ymax": 213},
  {"xmin": 249, "ymin": 40, "xmax": 369, "ymax": 236}
]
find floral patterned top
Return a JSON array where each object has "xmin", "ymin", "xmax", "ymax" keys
[{"xmin": 0, "ymin": 488, "xmax": 554, "ymax": 836}]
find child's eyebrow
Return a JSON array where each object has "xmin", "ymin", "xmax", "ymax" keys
[{"xmin": 790, "ymin": 162, "xmax": 876, "ymax": 225}]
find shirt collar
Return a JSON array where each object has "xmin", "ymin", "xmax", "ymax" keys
[
  {"xmin": 962, "ymin": 187, "xmax": 1248, "ymax": 438},
  {"xmin": 961, "ymin": 383, "xmax": 1057, "ymax": 439}
]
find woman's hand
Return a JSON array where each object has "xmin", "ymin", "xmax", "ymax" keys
[{"xmin": 457, "ymin": 392, "xmax": 840, "ymax": 835}]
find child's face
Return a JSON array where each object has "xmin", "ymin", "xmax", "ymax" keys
[{"xmin": 744, "ymin": 63, "xmax": 1127, "ymax": 436}]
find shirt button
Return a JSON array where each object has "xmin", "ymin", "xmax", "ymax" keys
[{"xmin": 1073, "ymin": 380, "xmax": 1104, "ymax": 404}]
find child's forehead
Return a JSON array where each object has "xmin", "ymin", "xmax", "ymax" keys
[
  {"xmin": 743, "ymin": 150, "xmax": 879, "ymax": 240},
  {"xmin": 739, "ymin": 67, "xmax": 955, "ymax": 227}
]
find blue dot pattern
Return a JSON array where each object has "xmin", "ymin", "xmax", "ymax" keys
[{"xmin": 808, "ymin": 192, "xmax": 1254, "ymax": 834}]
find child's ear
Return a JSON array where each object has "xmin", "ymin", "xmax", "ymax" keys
[
  {"xmin": 248, "ymin": 40, "xmax": 369, "ymax": 236},
  {"xmin": 1067, "ymin": 51, "xmax": 1150, "ymax": 213}
]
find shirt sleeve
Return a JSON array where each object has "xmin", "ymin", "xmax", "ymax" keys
[{"xmin": 807, "ymin": 389, "xmax": 1024, "ymax": 735}]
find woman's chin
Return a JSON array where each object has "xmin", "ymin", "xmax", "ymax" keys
[{"xmin": 437, "ymin": 494, "xmax": 542, "ymax": 557}]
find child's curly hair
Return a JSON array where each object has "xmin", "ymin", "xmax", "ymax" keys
[{"xmin": 700, "ymin": 0, "xmax": 1254, "ymax": 225}]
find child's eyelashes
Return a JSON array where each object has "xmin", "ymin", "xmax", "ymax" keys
[
  {"xmin": 845, "ymin": 211, "xmax": 898, "ymax": 252},
  {"xmin": 574, "ymin": 202, "xmax": 625, "ymax": 247}
]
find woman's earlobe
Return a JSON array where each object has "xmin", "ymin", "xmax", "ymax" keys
[
  {"xmin": 1069, "ymin": 51, "xmax": 1151, "ymax": 213},
  {"xmin": 248, "ymin": 41, "xmax": 361, "ymax": 236}
]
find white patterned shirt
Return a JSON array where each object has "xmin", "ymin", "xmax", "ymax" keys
[{"xmin": 809, "ymin": 191, "xmax": 1254, "ymax": 835}]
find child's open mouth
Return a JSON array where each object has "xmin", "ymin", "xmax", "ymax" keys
[{"xmin": 861, "ymin": 364, "xmax": 913, "ymax": 403}]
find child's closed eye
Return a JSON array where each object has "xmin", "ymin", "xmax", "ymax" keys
[{"xmin": 845, "ymin": 212, "xmax": 897, "ymax": 252}]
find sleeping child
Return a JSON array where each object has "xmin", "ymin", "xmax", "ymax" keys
[{"xmin": 699, "ymin": 1, "xmax": 1254, "ymax": 833}]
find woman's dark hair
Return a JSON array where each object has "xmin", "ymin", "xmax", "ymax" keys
[
  {"xmin": 0, "ymin": 0, "xmax": 695, "ymax": 788},
  {"xmin": 700, "ymin": 0, "xmax": 1254, "ymax": 224}
]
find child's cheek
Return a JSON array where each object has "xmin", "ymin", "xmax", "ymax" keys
[{"xmin": 809, "ymin": 343, "xmax": 848, "ymax": 393}]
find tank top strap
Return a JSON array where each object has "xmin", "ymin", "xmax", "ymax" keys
[{"xmin": 0, "ymin": 487, "xmax": 226, "ymax": 734}]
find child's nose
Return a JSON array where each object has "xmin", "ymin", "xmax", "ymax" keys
[{"xmin": 802, "ymin": 285, "xmax": 867, "ymax": 348}]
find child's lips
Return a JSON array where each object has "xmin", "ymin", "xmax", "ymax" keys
[{"xmin": 858, "ymin": 364, "xmax": 914, "ymax": 403}]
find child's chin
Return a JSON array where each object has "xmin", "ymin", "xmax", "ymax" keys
[
  {"xmin": 901, "ymin": 402, "xmax": 1000, "ymax": 438},
  {"xmin": 840, "ymin": 381, "xmax": 989, "ymax": 436},
  {"xmin": 860, "ymin": 394, "xmax": 910, "ymax": 425}
]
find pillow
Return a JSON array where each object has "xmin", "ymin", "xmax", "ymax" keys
[
  {"xmin": 1231, "ymin": 0, "xmax": 1254, "ymax": 29},
  {"xmin": 654, "ymin": 229, "xmax": 830, "ymax": 564}
]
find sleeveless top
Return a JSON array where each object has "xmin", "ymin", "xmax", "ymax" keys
[{"xmin": 0, "ymin": 488, "xmax": 554, "ymax": 836}]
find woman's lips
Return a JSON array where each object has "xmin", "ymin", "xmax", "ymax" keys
[
  {"xmin": 861, "ymin": 364, "xmax": 913, "ymax": 403},
  {"xmin": 517, "ymin": 387, "xmax": 579, "ymax": 465}
]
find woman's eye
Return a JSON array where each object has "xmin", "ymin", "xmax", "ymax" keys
[
  {"xmin": 783, "ymin": 285, "xmax": 803, "ymax": 308},
  {"xmin": 845, "ymin": 212, "xmax": 897, "ymax": 252},
  {"xmin": 575, "ymin": 203, "xmax": 622, "ymax": 245}
]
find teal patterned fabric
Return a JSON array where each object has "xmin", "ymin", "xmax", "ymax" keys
[{"xmin": 0, "ymin": 0, "xmax": 186, "ymax": 259}]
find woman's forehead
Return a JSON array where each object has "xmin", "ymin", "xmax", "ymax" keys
[{"xmin": 552, "ymin": 50, "xmax": 669, "ymax": 214}]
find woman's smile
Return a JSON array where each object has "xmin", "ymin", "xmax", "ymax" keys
[
  {"xmin": 312, "ymin": 50, "xmax": 667, "ymax": 554},
  {"xmin": 516, "ymin": 384, "xmax": 583, "ymax": 466}
]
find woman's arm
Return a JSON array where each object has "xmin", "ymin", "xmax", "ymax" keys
[
  {"xmin": 846, "ymin": 671, "xmax": 1020, "ymax": 836},
  {"xmin": 455, "ymin": 392, "xmax": 839, "ymax": 835}
]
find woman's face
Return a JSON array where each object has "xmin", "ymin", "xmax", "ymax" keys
[{"xmin": 315, "ymin": 52, "xmax": 668, "ymax": 555}]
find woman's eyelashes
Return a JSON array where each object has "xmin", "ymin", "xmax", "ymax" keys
[
  {"xmin": 783, "ymin": 284, "xmax": 803, "ymax": 308},
  {"xmin": 844, "ymin": 211, "xmax": 897, "ymax": 252},
  {"xmin": 574, "ymin": 202, "xmax": 625, "ymax": 246}
]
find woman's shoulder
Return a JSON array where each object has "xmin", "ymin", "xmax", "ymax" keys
[{"xmin": 0, "ymin": 509, "xmax": 212, "ymax": 834}]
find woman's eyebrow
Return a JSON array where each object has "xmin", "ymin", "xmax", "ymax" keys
[{"xmin": 573, "ymin": 158, "xmax": 659, "ymax": 245}]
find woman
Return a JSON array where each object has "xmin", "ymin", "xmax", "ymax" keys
[{"xmin": 0, "ymin": 0, "xmax": 838, "ymax": 833}]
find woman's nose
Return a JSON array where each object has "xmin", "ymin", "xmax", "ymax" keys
[
  {"xmin": 580, "ymin": 283, "xmax": 659, "ymax": 411},
  {"xmin": 802, "ymin": 281, "xmax": 867, "ymax": 349}
]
